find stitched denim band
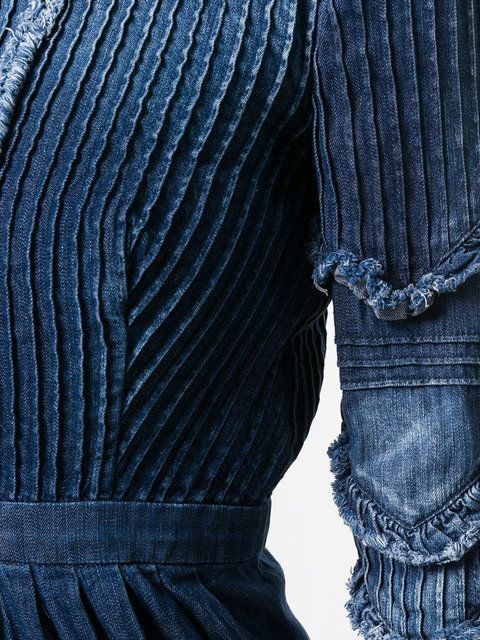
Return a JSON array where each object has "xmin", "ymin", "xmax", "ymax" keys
[{"xmin": 0, "ymin": 500, "xmax": 271, "ymax": 564}]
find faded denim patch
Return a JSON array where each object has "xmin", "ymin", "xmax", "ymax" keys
[
  {"xmin": 342, "ymin": 386, "xmax": 480, "ymax": 526},
  {"xmin": 328, "ymin": 385, "xmax": 480, "ymax": 638}
]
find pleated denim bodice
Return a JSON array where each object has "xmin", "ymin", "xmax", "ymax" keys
[
  {"xmin": 0, "ymin": 0, "xmax": 328, "ymax": 511},
  {"xmin": 5, "ymin": 0, "xmax": 480, "ymax": 638},
  {"xmin": 0, "ymin": 1, "xmax": 326, "ymax": 638}
]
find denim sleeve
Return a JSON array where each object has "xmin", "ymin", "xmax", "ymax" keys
[{"xmin": 309, "ymin": 2, "xmax": 480, "ymax": 638}]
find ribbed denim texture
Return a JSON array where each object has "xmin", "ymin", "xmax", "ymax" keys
[
  {"xmin": 0, "ymin": 0, "xmax": 479, "ymax": 638},
  {"xmin": 311, "ymin": 1, "xmax": 480, "ymax": 638}
]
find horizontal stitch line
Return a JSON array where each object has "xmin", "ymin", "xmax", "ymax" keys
[
  {"xmin": 340, "ymin": 378, "xmax": 480, "ymax": 390},
  {"xmin": 339, "ymin": 357, "xmax": 480, "ymax": 367},
  {"xmin": 335, "ymin": 334, "xmax": 480, "ymax": 345},
  {"xmin": 0, "ymin": 498, "xmax": 268, "ymax": 508},
  {"xmin": 0, "ymin": 555, "xmax": 263, "ymax": 567}
]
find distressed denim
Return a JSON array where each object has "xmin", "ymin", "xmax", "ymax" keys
[
  {"xmin": 310, "ymin": 1, "xmax": 480, "ymax": 638},
  {"xmin": 0, "ymin": 0, "xmax": 478, "ymax": 639}
]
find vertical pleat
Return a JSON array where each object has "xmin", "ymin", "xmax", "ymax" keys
[
  {"xmin": 0, "ymin": 0, "xmax": 67, "ymax": 500},
  {"xmin": 337, "ymin": 0, "xmax": 387, "ymax": 262},
  {"xmin": 313, "ymin": 0, "xmax": 480, "ymax": 285},
  {"xmin": 119, "ymin": 564, "xmax": 205, "ymax": 638},
  {"xmin": 72, "ymin": 0, "xmax": 139, "ymax": 497},
  {"xmin": 316, "ymin": 2, "xmax": 363, "ymax": 255},
  {"xmin": 0, "ymin": 552, "xmax": 308, "ymax": 639},
  {"xmin": 30, "ymin": 567, "xmax": 99, "ymax": 639},
  {"xmin": 0, "ymin": 566, "xmax": 46, "ymax": 638},
  {"xmin": 410, "ymin": 0, "xmax": 449, "ymax": 265},
  {"xmin": 357, "ymin": 544, "xmax": 473, "ymax": 638},
  {"xmin": 387, "ymin": 0, "xmax": 430, "ymax": 279},
  {"xmin": 458, "ymin": 1, "xmax": 480, "ymax": 224},
  {"xmin": 74, "ymin": 567, "xmax": 145, "ymax": 639},
  {"xmin": 2, "ymin": 0, "xmax": 84, "ymax": 501},
  {"xmin": 51, "ymin": 0, "xmax": 121, "ymax": 499},
  {"xmin": 312, "ymin": 24, "xmax": 339, "ymax": 249},
  {"xmin": 436, "ymin": 0, "xmax": 470, "ymax": 242},
  {"xmin": 361, "ymin": 0, "xmax": 409, "ymax": 283}
]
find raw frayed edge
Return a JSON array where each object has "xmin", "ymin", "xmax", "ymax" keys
[
  {"xmin": 328, "ymin": 431, "xmax": 480, "ymax": 566},
  {"xmin": 346, "ymin": 560, "xmax": 406, "ymax": 640},
  {"xmin": 0, "ymin": 0, "xmax": 65, "ymax": 149},
  {"xmin": 307, "ymin": 222, "xmax": 480, "ymax": 320},
  {"xmin": 347, "ymin": 560, "xmax": 480, "ymax": 640}
]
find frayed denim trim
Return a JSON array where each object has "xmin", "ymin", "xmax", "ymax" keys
[
  {"xmin": 307, "ymin": 227, "xmax": 480, "ymax": 319},
  {"xmin": 347, "ymin": 561, "xmax": 480, "ymax": 640},
  {"xmin": 0, "ymin": 0, "xmax": 65, "ymax": 149},
  {"xmin": 328, "ymin": 431, "xmax": 480, "ymax": 566}
]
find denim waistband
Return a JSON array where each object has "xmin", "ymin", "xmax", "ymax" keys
[{"xmin": 0, "ymin": 500, "xmax": 271, "ymax": 565}]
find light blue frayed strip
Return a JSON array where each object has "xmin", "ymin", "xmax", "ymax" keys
[
  {"xmin": 308, "ymin": 231, "xmax": 480, "ymax": 320},
  {"xmin": 0, "ymin": 0, "xmax": 65, "ymax": 150}
]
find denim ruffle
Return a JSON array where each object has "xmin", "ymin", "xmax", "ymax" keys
[
  {"xmin": 308, "ymin": 219, "xmax": 480, "ymax": 320},
  {"xmin": 0, "ymin": 0, "xmax": 64, "ymax": 147}
]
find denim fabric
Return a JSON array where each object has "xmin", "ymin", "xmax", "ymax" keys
[
  {"xmin": 310, "ymin": 1, "xmax": 480, "ymax": 638},
  {"xmin": 0, "ymin": 0, "xmax": 478, "ymax": 638},
  {"xmin": 0, "ymin": 0, "xmax": 324, "ymax": 638}
]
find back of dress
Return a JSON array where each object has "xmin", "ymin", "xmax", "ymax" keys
[{"xmin": 0, "ymin": 1, "xmax": 325, "ymax": 637}]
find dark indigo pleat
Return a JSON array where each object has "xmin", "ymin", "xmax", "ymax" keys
[
  {"xmin": 0, "ymin": 0, "xmax": 326, "ymax": 508},
  {"xmin": 0, "ymin": 552, "xmax": 308, "ymax": 640},
  {"xmin": 0, "ymin": 1, "xmax": 326, "ymax": 637}
]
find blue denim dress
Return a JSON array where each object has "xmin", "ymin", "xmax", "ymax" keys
[{"xmin": 0, "ymin": 1, "xmax": 479, "ymax": 639}]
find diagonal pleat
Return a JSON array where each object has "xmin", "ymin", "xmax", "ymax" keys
[
  {"xmin": 0, "ymin": 0, "xmax": 65, "ymax": 149},
  {"xmin": 120, "ymin": 564, "xmax": 204, "ymax": 639},
  {"xmin": 0, "ymin": 565, "xmax": 55, "ymax": 640}
]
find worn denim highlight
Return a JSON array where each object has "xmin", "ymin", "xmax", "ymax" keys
[
  {"xmin": 0, "ymin": 0, "xmax": 64, "ymax": 149},
  {"xmin": 328, "ymin": 431, "xmax": 480, "ymax": 566},
  {"xmin": 311, "ymin": 0, "xmax": 480, "ymax": 636}
]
